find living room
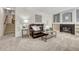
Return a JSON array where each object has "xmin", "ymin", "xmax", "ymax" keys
[
  {"xmin": 15, "ymin": 7, "xmax": 78, "ymax": 37},
  {"xmin": 15, "ymin": 7, "xmax": 75, "ymax": 37},
  {"xmin": 0, "ymin": 7, "xmax": 79, "ymax": 51}
]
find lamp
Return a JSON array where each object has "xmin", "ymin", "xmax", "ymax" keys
[
  {"xmin": 22, "ymin": 20, "xmax": 29, "ymax": 29},
  {"xmin": 45, "ymin": 26, "xmax": 50, "ymax": 29},
  {"xmin": 44, "ymin": 25, "xmax": 51, "ymax": 32}
]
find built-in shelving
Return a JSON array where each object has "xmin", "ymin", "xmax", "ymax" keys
[{"xmin": 75, "ymin": 24, "xmax": 79, "ymax": 36}]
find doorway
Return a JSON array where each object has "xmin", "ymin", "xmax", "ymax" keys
[{"xmin": 3, "ymin": 8, "xmax": 15, "ymax": 37}]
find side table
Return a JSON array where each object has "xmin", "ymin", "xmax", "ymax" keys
[{"xmin": 22, "ymin": 28, "xmax": 29, "ymax": 38}]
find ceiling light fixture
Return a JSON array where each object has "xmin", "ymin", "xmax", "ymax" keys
[
  {"xmin": 24, "ymin": 20, "xmax": 28, "ymax": 23},
  {"xmin": 6, "ymin": 8, "xmax": 11, "ymax": 10}
]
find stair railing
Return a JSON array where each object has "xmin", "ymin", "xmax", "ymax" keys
[{"xmin": 4, "ymin": 15, "xmax": 8, "ymax": 24}]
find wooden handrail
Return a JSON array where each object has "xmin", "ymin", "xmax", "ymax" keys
[{"xmin": 4, "ymin": 15, "xmax": 8, "ymax": 24}]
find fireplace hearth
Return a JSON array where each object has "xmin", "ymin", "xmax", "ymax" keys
[{"xmin": 60, "ymin": 24, "xmax": 75, "ymax": 34}]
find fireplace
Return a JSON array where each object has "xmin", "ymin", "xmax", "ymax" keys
[{"xmin": 60, "ymin": 24, "xmax": 75, "ymax": 34}]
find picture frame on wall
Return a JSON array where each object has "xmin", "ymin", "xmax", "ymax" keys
[{"xmin": 35, "ymin": 15, "xmax": 42, "ymax": 23}]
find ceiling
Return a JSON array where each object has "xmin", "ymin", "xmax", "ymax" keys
[
  {"xmin": 24, "ymin": 7, "xmax": 75, "ymax": 14},
  {"xmin": 3, "ymin": 7, "xmax": 15, "ymax": 15},
  {"xmin": 4, "ymin": 7, "xmax": 75, "ymax": 15}
]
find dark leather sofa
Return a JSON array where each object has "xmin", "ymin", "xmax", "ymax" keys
[{"xmin": 29, "ymin": 24, "xmax": 47, "ymax": 38}]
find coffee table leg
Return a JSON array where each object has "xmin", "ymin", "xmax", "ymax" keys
[
  {"xmin": 41, "ymin": 35, "xmax": 48, "ymax": 42},
  {"xmin": 44, "ymin": 39, "xmax": 47, "ymax": 42},
  {"xmin": 44, "ymin": 35, "xmax": 48, "ymax": 42},
  {"xmin": 41, "ymin": 36, "xmax": 46, "ymax": 42}
]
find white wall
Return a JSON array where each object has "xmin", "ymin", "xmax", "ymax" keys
[
  {"xmin": 0, "ymin": 8, "xmax": 5, "ymax": 37},
  {"xmin": 15, "ymin": 8, "xmax": 53, "ymax": 37},
  {"xmin": 15, "ymin": 8, "xmax": 35, "ymax": 37}
]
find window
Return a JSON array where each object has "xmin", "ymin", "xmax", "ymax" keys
[
  {"xmin": 53, "ymin": 14, "xmax": 60, "ymax": 22},
  {"xmin": 76, "ymin": 9, "xmax": 79, "ymax": 22},
  {"xmin": 62, "ymin": 12, "xmax": 72, "ymax": 22}
]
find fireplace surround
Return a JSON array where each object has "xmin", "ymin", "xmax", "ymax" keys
[{"xmin": 60, "ymin": 24, "xmax": 75, "ymax": 34}]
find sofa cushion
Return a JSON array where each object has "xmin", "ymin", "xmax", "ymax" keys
[{"xmin": 32, "ymin": 26, "xmax": 40, "ymax": 31}]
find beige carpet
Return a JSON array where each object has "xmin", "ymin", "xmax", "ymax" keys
[{"xmin": 0, "ymin": 32, "xmax": 79, "ymax": 51}]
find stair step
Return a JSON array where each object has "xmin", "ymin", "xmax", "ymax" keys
[{"xmin": 4, "ymin": 23, "xmax": 15, "ymax": 34}]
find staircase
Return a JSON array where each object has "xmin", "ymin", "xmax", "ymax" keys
[{"xmin": 4, "ymin": 23, "xmax": 15, "ymax": 35}]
